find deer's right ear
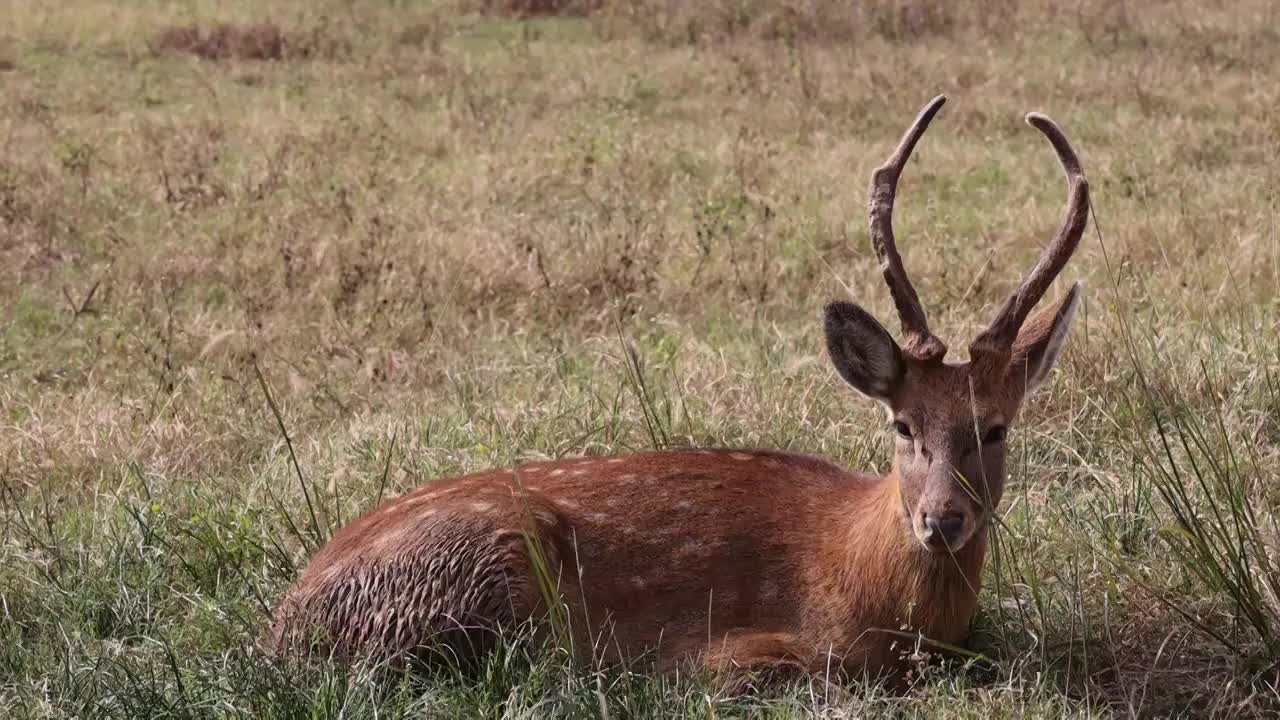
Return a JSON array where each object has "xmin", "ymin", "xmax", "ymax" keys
[{"xmin": 824, "ymin": 301, "xmax": 906, "ymax": 404}]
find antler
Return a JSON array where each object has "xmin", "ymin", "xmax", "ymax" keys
[
  {"xmin": 969, "ymin": 112, "xmax": 1090, "ymax": 363},
  {"xmin": 869, "ymin": 95, "xmax": 948, "ymax": 362}
]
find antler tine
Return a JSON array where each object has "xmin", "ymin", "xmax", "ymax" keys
[
  {"xmin": 969, "ymin": 112, "xmax": 1090, "ymax": 362},
  {"xmin": 869, "ymin": 95, "xmax": 948, "ymax": 361}
]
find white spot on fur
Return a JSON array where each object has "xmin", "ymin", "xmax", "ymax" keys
[
  {"xmin": 619, "ymin": 474, "xmax": 637, "ymax": 481},
  {"xmin": 729, "ymin": 452, "xmax": 753, "ymax": 461},
  {"xmin": 676, "ymin": 500, "xmax": 691, "ymax": 510},
  {"xmin": 677, "ymin": 540, "xmax": 702, "ymax": 556},
  {"xmin": 315, "ymin": 563, "xmax": 344, "ymax": 585},
  {"xmin": 571, "ymin": 469, "xmax": 588, "ymax": 476},
  {"xmin": 522, "ymin": 466, "xmax": 543, "ymax": 474},
  {"xmin": 557, "ymin": 499, "xmax": 581, "ymax": 511},
  {"xmin": 760, "ymin": 579, "xmax": 779, "ymax": 601},
  {"xmin": 469, "ymin": 502, "xmax": 493, "ymax": 513},
  {"xmin": 630, "ymin": 576, "xmax": 647, "ymax": 588},
  {"xmin": 587, "ymin": 513, "xmax": 608, "ymax": 523},
  {"xmin": 550, "ymin": 468, "xmax": 565, "ymax": 477},
  {"xmin": 370, "ymin": 527, "xmax": 412, "ymax": 554},
  {"xmin": 606, "ymin": 458, "xmax": 625, "ymax": 464}
]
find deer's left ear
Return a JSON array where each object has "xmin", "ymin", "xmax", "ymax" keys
[{"xmin": 1007, "ymin": 282, "xmax": 1082, "ymax": 392}]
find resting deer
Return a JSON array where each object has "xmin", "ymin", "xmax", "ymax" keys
[{"xmin": 266, "ymin": 95, "xmax": 1090, "ymax": 685}]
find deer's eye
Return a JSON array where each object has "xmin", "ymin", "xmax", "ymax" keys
[
  {"xmin": 983, "ymin": 425, "xmax": 1008, "ymax": 444},
  {"xmin": 894, "ymin": 421, "xmax": 913, "ymax": 439}
]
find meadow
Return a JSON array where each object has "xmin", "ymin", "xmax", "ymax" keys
[{"xmin": 2, "ymin": 0, "xmax": 1279, "ymax": 716}]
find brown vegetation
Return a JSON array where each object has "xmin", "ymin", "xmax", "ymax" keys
[
  {"xmin": 152, "ymin": 20, "xmax": 350, "ymax": 62},
  {"xmin": 155, "ymin": 22, "xmax": 291, "ymax": 61},
  {"xmin": 476, "ymin": 0, "xmax": 603, "ymax": 18}
]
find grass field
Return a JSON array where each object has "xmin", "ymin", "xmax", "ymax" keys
[{"xmin": 3, "ymin": 0, "xmax": 1279, "ymax": 716}]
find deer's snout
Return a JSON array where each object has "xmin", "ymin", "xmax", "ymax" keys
[{"xmin": 919, "ymin": 511, "xmax": 968, "ymax": 551}]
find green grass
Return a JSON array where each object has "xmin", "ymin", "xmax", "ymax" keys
[{"xmin": 2, "ymin": 0, "xmax": 1279, "ymax": 716}]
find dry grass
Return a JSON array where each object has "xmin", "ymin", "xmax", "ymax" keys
[
  {"xmin": 2, "ymin": 0, "xmax": 1279, "ymax": 717},
  {"xmin": 152, "ymin": 20, "xmax": 351, "ymax": 62},
  {"xmin": 154, "ymin": 23, "xmax": 292, "ymax": 62}
]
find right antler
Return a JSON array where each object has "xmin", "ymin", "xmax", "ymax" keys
[
  {"xmin": 968, "ymin": 112, "xmax": 1090, "ymax": 364},
  {"xmin": 869, "ymin": 95, "xmax": 949, "ymax": 362}
]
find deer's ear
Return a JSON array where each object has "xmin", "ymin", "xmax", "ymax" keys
[
  {"xmin": 1008, "ymin": 282, "xmax": 1082, "ymax": 393},
  {"xmin": 824, "ymin": 301, "xmax": 906, "ymax": 404}
]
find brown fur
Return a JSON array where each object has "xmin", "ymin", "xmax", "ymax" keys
[{"xmin": 266, "ymin": 447, "xmax": 987, "ymax": 682}]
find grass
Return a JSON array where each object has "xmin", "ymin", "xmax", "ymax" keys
[{"xmin": 2, "ymin": 0, "xmax": 1279, "ymax": 716}]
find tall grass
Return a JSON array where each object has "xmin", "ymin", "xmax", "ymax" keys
[{"xmin": 1125, "ymin": 358, "xmax": 1280, "ymax": 667}]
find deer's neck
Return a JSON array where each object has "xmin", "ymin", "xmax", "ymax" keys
[{"xmin": 830, "ymin": 475, "xmax": 988, "ymax": 647}]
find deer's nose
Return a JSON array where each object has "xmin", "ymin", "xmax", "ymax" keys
[{"xmin": 921, "ymin": 512, "xmax": 966, "ymax": 549}]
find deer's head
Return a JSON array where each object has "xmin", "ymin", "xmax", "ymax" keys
[{"xmin": 824, "ymin": 96, "xmax": 1089, "ymax": 554}]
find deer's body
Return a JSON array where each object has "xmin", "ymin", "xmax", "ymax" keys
[
  {"xmin": 268, "ymin": 95, "xmax": 1092, "ymax": 685},
  {"xmin": 269, "ymin": 448, "xmax": 983, "ymax": 677}
]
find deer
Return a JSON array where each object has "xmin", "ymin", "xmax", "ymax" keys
[{"xmin": 265, "ymin": 95, "xmax": 1090, "ymax": 687}]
